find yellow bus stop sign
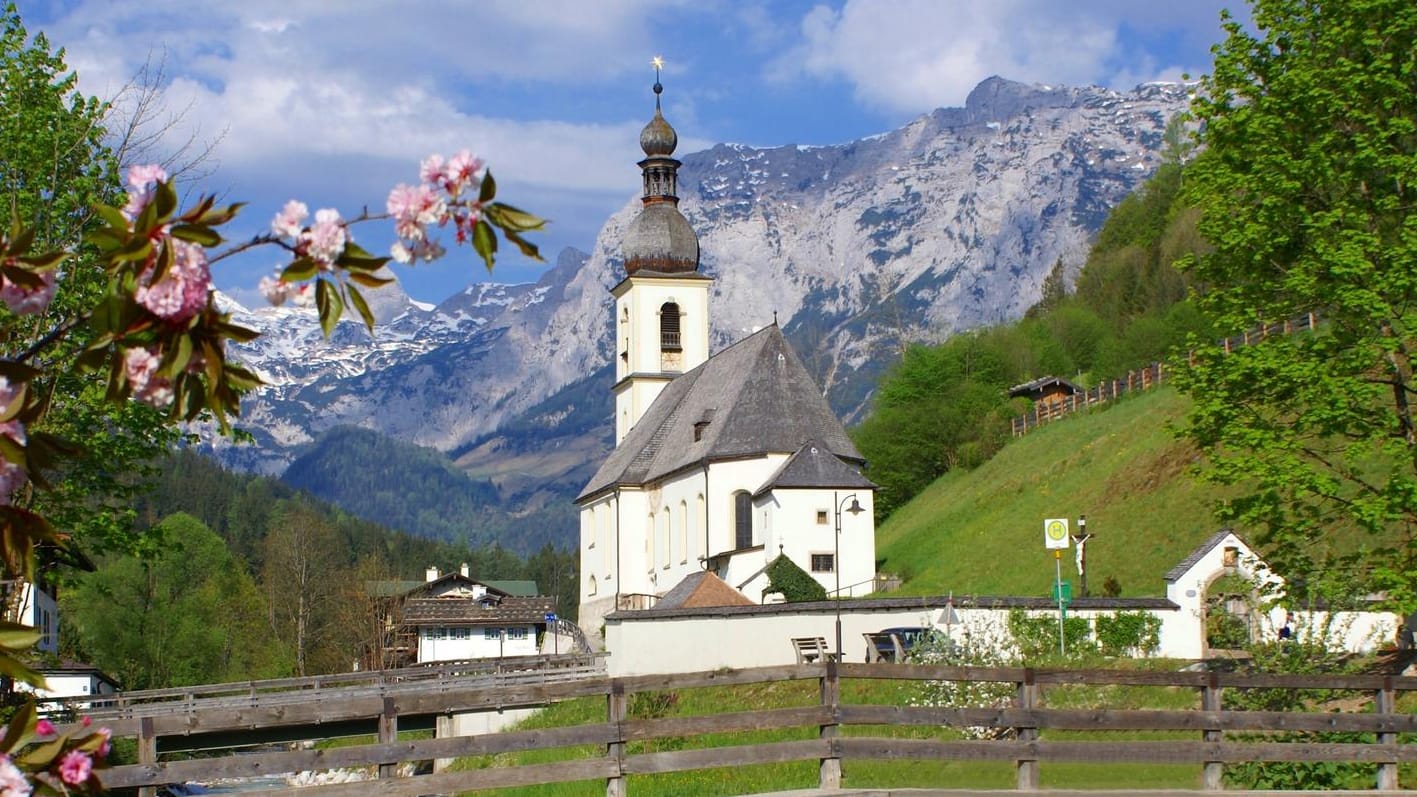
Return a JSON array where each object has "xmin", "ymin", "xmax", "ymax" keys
[{"xmin": 1044, "ymin": 518, "xmax": 1070, "ymax": 550}]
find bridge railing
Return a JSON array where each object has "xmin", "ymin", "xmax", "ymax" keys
[
  {"xmin": 78, "ymin": 661, "xmax": 1417, "ymax": 796},
  {"xmin": 44, "ymin": 652, "xmax": 605, "ymax": 721}
]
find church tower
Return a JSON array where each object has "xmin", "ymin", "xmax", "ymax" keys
[{"xmin": 612, "ymin": 67, "xmax": 711, "ymax": 444}]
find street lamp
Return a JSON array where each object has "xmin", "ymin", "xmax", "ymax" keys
[{"xmin": 834, "ymin": 491, "xmax": 865, "ymax": 661}]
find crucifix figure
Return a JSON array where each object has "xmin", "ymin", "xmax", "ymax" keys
[{"xmin": 1071, "ymin": 515, "xmax": 1092, "ymax": 597}]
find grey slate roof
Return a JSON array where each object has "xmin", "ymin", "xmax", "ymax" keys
[
  {"xmin": 578, "ymin": 325, "xmax": 861, "ymax": 500},
  {"xmin": 756, "ymin": 439, "xmax": 876, "ymax": 497},
  {"xmin": 1164, "ymin": 528, "xmax": 1243, "ymax": 582},
  {"xmin": 402, "ymin": 595, "xmax": 557, "ymax": 627}
]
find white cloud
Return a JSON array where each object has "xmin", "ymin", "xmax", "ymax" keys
[{"xmin": 777, "ymin": 0, "xmax": 1228, "ymax": 113}]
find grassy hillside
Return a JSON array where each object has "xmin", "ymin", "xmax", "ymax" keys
[{"xmin": 875, "ymin": 386, "xmax": 1231, "ymax": 598}]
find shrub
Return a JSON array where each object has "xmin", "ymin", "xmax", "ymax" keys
[
  {"xmin": 1007, "ymin": 609, "xmax": 1095, "ymax": 660},
  {"xmin": 763, "ymin": 555, "xmax": 828, "ymax": 602},
  {"xmin": 1094, "ymin": 611, "xmax": 1162, "ymax": 657}
]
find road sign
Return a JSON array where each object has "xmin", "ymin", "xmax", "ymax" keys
[
  {"xmin": 1044, "ymin": 518, "xmax": 1070, "ymax": 549},
  {"xmin": 1050, "ymin": 581, "xmax": 1072, "ymax": 606},
  {"xmin": 545, "ymin": 613, "xmax": 558, "ymax": 624}
]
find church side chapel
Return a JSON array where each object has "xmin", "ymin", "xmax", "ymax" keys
[{"xmin": 577, "ymin": 68, "xmax": 876, "ymax": 644}]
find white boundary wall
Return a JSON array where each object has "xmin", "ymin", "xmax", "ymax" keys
[{"xmin": 603, "ymin": 597, "xmax": 1400, "ymax": 678}]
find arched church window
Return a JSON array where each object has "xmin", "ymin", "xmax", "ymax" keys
[
  {"xmin": 660, "ymin": 302, "xmax": 681, "ymax": 351},
  {"xmin": 734, "ymin": 491, "xmax": 753, "ymax": 550},
  {"xmin": 588, "ymin": 575, "xmax": 597, "ymax": 596}
]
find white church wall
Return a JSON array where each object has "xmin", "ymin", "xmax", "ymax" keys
[{"xmin": 761, "ymin": 489, "xmax": 876, "ymax": 598}]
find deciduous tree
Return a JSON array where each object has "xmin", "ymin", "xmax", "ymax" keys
[{"xmin": 1177, "ymin": 0, "xmax": 1417, "ymax": 604}]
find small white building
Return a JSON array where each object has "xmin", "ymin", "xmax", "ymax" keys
[
  {"xmin": 576, "ymin": 77, "xmax": 876, "ymax": 644},
  {"xmin": 21, "ymin": 662, "xmax": 119, "ymax": 712},
  {"xmin": 401, "ymin": 570, "xmax": 556, "ymax": 663}
]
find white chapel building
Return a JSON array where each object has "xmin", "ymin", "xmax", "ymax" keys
[{"xmin": 576, "ymin": 77, "xmax": 876, "ymax": 641}]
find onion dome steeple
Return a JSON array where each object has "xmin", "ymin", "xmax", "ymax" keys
[{"xmin": 622, "ymin": 59, "xmax": 699, "ymax": 275}]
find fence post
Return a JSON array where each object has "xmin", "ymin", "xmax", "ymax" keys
[
  {"xmin": 607, "ymin": 681, "xmax": 628, "ymax": 797},
  {"xmin": 819, "ymin": 660, "xmax": 842, "ymax": 789},
  {"xmin": 1377, "ymin": 678, "xmax": 1398, "ymax": 790},
  {"xmin": 378, "ymin": 696, "xmax": 398, "ymax": 780},
  {"xmin": 1201, "ymin": 673, "xmax": 1222, "ymax": 790},
  {"xmin": 1016, "ymin": 668, "xmax": 1039, "ymax": 790},
  {"xmin": 137, "ymin": 716, "xmax": 157, "ymax": 797}
]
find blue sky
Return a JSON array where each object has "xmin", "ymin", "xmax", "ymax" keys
[{"xmin": 20, "ymin": 0, "xmax": 1243, "ymax": 306}]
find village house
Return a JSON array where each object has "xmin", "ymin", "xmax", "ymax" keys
[{"xmin": 366, "ymin": 565, "xmax": 554, "ymax": 666}]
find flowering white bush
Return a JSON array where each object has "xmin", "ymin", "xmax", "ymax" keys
[{"xmin": 909, "ymin": 621, "xmax": 1022, "ymax": 740}]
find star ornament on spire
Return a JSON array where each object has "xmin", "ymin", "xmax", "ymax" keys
[{"xmin": 651, "ymin": 56, "xmax": 664, "ymax": 75}]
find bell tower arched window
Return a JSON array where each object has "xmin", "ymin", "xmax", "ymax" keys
[
  {"xmin": 660, "ymin": 302, "xmax": 681, "ymax": 352},
  {"xmin": 734, "ymin": 491, "xmax": 753, "ymax": 550}
]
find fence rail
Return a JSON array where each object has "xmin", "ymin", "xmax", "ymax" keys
[
  {"xmin": 83, "ymin": 660, "xmax": 1416, "ymax": 796},
  {"xmin": 1010, "ymin": 311, "xmax": 1319, "ymax": 437}
]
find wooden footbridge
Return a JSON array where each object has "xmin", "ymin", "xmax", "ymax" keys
[{"xmin": 47, "ymin": 653, "xmax": 605, "ymax": 793}]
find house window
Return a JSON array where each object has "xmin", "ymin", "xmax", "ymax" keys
[
  {"xmin": 816, "ymin": 510, "xmax": 828, "ymax": 525},
  {"xmin": 660, "ymin": 302, "xmax": 681, "ymax": 351},
  {"xmin": 508, "ymin": 627, "xmax": 528, "ymax": 640},
  {"xmin": 484, "ymin": 627, "xmax": 499, "ymax": 640},
  {"xmin": 811, "ymin": 554, "xmax": 835, "ymax": 573},
  {"xmin": 456, "ymin": 628, "xmax": 470, "ymax": 640},
  {"xmin": 734, "ymin": 491, "xmax": 753, "ymax": 549},
  {"xmin": 1223, "ymin": 546, "xmax": 1239, "ymax": 567},
  {"xmin": 588, "ymin": 575, "xmax": 598, "ymax": 596}
]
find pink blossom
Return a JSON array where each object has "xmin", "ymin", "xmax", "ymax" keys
[
  {"xmin": 122, "ymin": 164, "xmax": 168, "ymax": 221},
  {"xmin": 290, "ymin": 283, "xmax": 315, "ymax": 308},
  {"xmin": 33, "ymin": 720, "xmax": 53, "ymax": 737},
  {"xmin": 444, "ymin": 150, "xmax": 483, "ymax": 194},
  {"xmin": 258, "ymin": 274, "xmax": 293, "ymax": 306},
  {"xmin": 300, "ymin": 209, "xmax": 347, "ymax": 266},
  {"xmin": 419, "ymin": 154, "xmax": 446, "ymax": 187},
  {"xmin": 271, "ymin": 200, "xmax": 309, "ymax": 238},
  {"xmin": 0, "ymin": 755, "xmax": 28, "ymax": 797},
  {"xmin": 57, "ymin": 750, "xmax": 91, "ymax": 785},
  {"xmin": 123, "ymin": 347, "xmax": 174, "ymax": 408},
  {"xmin": 135, "ymin": 239, "xmax": 210, "ymax": 322},
  {"xmin": 387, "ymin": 184, "xmax": 445, "ymax": 237},
  {"xmin": 96, "ymin": 727, "xmax": 112, "ymax": 759},
  {"xmin": 80, "ymin": 716, "xmax": 91, "ymax": 728},
  {"xmin": 0, "ymin": 266, "xmax": 55, "ymax": 316}
]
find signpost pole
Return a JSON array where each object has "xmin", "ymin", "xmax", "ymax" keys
[
  {"xmin": 1054, "ymin": 550, "xmax": 1065, "ymax": 656},
  {"xmin": 1043, "ymin": 518, "xmax": 1071, "ymax": 657}
]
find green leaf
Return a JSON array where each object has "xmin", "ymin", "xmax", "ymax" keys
[
  {"xmin": 502, "ymin": 229, "xmax": 544, "ymax": 262},
  {"xmin": 486, "ymin": 202, "xmax": 546, "ymax": 232},
  {"xmin": 0, "ymin": 435, "xmax": 28, "ymax": 473},
  {"xmin": 0, "ymin": 378, "xmax": 25, "ymax": 423},
  {"xmin": 0, "ymin": 701, "xmax": 35, "ymax": 753},
  {"xmin": 281, "ymin": 258, "xmax": 319, "ymax": 282},
  {"xmin": 196, "ymin": 201, "xmax": 246, "ymax": 226},
  {"xmin": 479, "ymin": 169, "xmax": 497, "ymax": 203},
  {"xmin": 154, "ymin": 179, "xmax": 178, "ymax": 220},
  {"xmin": 0, "ymin": 622, "xmax": 40, "ymax": 650},
  {"xmin": 8, "ymin": 226, "xmax": 33, "ymax": 256},
  {"xmin": 316, "ymin": 278, "xmax": 342, "ymax": 338},
  {"xmin": 472, "ymin": 219, "xmax": 497, "ymax": 271},
  {"xmin": 170, "ymin": 224, "xmax": 222, "ymax": 247},
  {"xmin": 17, "ymin": 736, "xmax": 66, "ymax": 767},
  {"xmin": 345, "ymin": 283, "xmax": 375, "ymax": 332},
  {"xmin": 16, "ymin": 250, "xmax": 66, "ymax": 270},
  {"xmin": 348, "ymin": 271, "xmax": 394, "ymax": 289},
  {"xmin": 93, "ymin": 202, "xmax": 130, "ymax": 234}
]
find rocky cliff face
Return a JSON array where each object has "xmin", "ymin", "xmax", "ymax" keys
[{"xmin": 211, "ymin": 77, "xmax": 1191, "ymax": 524}]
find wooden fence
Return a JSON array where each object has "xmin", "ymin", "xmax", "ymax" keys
[
  {"xmin": 1009, "ymin": 311, "xmax": 1319, "ymax": 437},
  {"xmin": 78, "ymin": 660, "xmax": 1417, "ymax": 796}
]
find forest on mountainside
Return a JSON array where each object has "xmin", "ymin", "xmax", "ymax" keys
[
  {"xmin": 852, "ymin": 133, "xmax": 1212, "ymax": 519},
  {"xmin": 56, "ymin": 450, "xmax": 578, "ymax": 689}
]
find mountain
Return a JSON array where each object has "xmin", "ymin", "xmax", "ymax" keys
[{"xmin": 209, "ymin": 76, "xmax": 1193, "ymax": 547}]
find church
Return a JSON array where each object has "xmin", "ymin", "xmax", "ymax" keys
[{"xmin": 576, "ymin": 75, "xmax": 877, "ymax": 642}]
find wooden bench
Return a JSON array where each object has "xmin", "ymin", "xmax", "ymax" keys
[
  {"xmin": 863, "ymin": 632, "xmax": 906, "ymax": 663},
  {"xmin": 790, "ymin": 636, "xmax": 835, "ymax": 664}
]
